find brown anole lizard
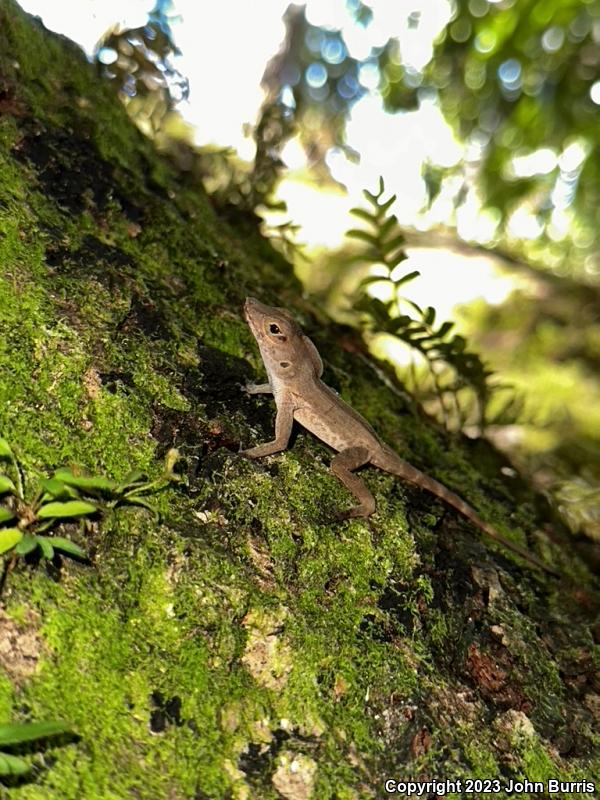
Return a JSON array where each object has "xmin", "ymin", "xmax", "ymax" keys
[{"xmin": 242, "ymin": 297, "xmax": 557, "ymax": 576}]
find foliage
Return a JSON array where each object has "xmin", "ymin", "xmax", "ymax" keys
[
  {"xmin": 0, "ymin": 438, "xmax": 181, "ymax": 582},
  {"xmin": 553, "ymin": 476, "xmax": 600, "ymax": 541},
  {"xmin": 0, "ymin": 437, "xmax": 92, "ymax": 566},
  {"xmin": 95, "ymin": 0, "xmax": 188, "ymax": 137},
  {"xmin": 0, "ymin": 720, "xmax": 72, "ymax": 779},
  {"xmin": 203, "ymin": 98, "xmax": 296, "ymax": 212},
  {"xmin": 260, "ymin": 5, "xmax": 367, "ymax": 159},
  {"xmin": 193, "ymin": 4, "xmax": 371, "ymax": 211},
  {"xmin": 348, "ymin": 178, "xmax": 494, "ymax": 431},
  {"xmin": 384, "ymin": 0, "xmax": 600, "ymax": 272},
  {"xmin": 261, "ymin": 217, "xmax": 309, "ymax": 263}
]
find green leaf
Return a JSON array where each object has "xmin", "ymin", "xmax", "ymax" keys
[
  {"xmin": 53, "ymin": 468, "xmax": 116, "ymax": 493},
  {"xmin": 37, "ymin": 537, "xmax": 54, "ymax": 560},
  {"xmin": 0, "ymin": 529, "xmax": 22, "ymax": 555},
  {"xmin": 0, "ymin": 752, "xmax": 30, "ymax": 776},
  {"xmin": 0, "ymin": 476, "xmax": 15, "ymax": 495},
  {"xmin": 377, "ymin": 193, "xmax": 396, "ymax": 215},
  {"xmin": 424, "ymin": 306, "xmax": 436, "ymax": 326},
  {"xmin": 437, "ymin": 321, "xmax": 455, "ymax": 338},
  {"xmin": 393, "ymin": 270, "xmax": 420, "ymax": 287},
  {"xmin": 14, "ymin": 533, "xmax": 39, "ymax": 556},
  {"xmin": 39, "ymin": 478, "xmax": 79, "ymax": 501},
  {"xmin": 37, "ymin": 500, "xmax": 97, "ymax": 519},
  {"xmin": 349, "ymin": 207, "xmax": 377, "ymax": 226},
  {"xmin": 44, "ymin": 537, "xmax": 86, "ymax": 559},
  {"xmin": 346, "ymin": 229, "xmax": 380, "ymax": 246},
  {"xmin": 357, "ymin": 248, "xmax": 385, "ymax": 265},
  {"xmin": 359, "ymin": 275, "xmax": 391, "ymax": 289},
  {"xmin": 120, "ymin": 496, "xmax": 160, "ymax": 521},
  {"xmin": 381, "ymin": 233, "xmax": 406, "ymax": 255},
  {"xmin": 387, "ymin": 251, "xmax": 409, "ymax": 268},
  {"xmin": 115, "ymin": 471, "xmax": 146, "ymax": 493},
  {"xmin": 164, "ymin": 448, "xmax": 181, "ymax": 479},
  {"xmin": 363, "ymin": 188, "xmax": 378, "ymax": 207},
  {"xmin": 124, "ymin": 496, "xmax": 157, "ymax": 513},
  {"xmin": 388, "ymin": 315, "xmax": 413, "ymax": 333},
  {"xmin": 0, "ymin": 721, "xmax": 71, "ymax": 746},
  {"xmin": 406, "ymin": 299, "xmax": 423, "ymax": 315},
  {"xmin": 0, "ymin": 508, "xmax": 15, "ymax": 524},
  {"xmin": 378, "ymin": 215, "xmax": 397, "ymax": 239},
  {"xmin": 0, "ymin": 439, "xmax": 13, "ymax": 460}
]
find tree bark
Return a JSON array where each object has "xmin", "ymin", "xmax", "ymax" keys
[{"xmin": 0, "ymin": 2, "xmax": 597, "ymax": 798}]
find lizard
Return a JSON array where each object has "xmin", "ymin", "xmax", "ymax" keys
[{"xmin": 241, "ymin": 297, "xmax": 557, "ymax": 576}]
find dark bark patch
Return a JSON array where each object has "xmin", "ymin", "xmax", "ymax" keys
[
  {"xmin": 97, "ymin": 370, "xmax": 135, "ymax": 394},
  {"xmin": 116, "ymin": 291, "xmax": 172, "ymax": 340},
  {"xmin": 237, "ymin": 728, "xmax": 290, "ymax": 781},
  {"xmin": 151, "ymin": 408, "xmax": 208, "ymax": 456},
  {"xmin": 0, "ymin": 78, "xmax": 25, "ymax": 117},
  {"xmin": 13, "ymin": 124, "xmax": 140, "ymax": 218},
  {"xmin": 46, "ymin": 232, "xmax": 134, "ymax": 272},
  {"xmin": 182, "ymin": 345, "xmax": 256, "ymax": 419},
  {"xmin": 149, "ymin": 692, "xmax": 183, "ymax": 733}
]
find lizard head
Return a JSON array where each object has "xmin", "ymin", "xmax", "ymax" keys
[{"xmin": 244, "ymin": 297, "xmax": 322, "ymax": 381}]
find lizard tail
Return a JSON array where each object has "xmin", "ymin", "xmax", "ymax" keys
[{"xmin": 381, "ymin": 452, "xmax": 558, "ymax": 576}]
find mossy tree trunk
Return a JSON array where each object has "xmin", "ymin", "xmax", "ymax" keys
[{"xmin": 0, "ymin": 2, "xmax": 597, "ymax": 798}]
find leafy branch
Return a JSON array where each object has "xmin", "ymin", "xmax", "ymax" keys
[{"xmin": 347, "ymin": 177, "xmax": 494, "ymax": 432}]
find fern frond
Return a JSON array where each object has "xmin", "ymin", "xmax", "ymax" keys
[{"xmin": 346, "ymin": 176, "xmax": 494, "ymax": 432}]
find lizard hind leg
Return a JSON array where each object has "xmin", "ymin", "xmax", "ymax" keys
[{"xmin": 331, "ymin": 446, "xmax": 376, "ymax": 519}]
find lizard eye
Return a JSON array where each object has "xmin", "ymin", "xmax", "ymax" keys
[
  {"xmin": 269, "ymin": 323, "xmax": 281, "ymax": 334},
  {"xmin": 280, "ymin": 361, "xmax": 290, "ymax": 368}
]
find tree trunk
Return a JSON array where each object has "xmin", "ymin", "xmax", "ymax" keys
[{"xmin": 0, "ymin": 2, "xmax": 597, "ymax": 798}]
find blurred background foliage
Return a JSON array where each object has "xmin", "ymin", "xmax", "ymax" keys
[
  {"xmin": 424, "ymin": 0, "xmax": 599, "ymax": 276},
  {"xmin": 20, "ymin": 0, "xmax": 600, "ymax": 539}
]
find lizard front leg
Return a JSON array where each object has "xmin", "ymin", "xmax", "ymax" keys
[
  {"xmin": 331, "ymin": 446, "xmax": 376, "ymax": 518},
  {"xmin": 241, "ymin": 401, "xmax": 294, "ymax": 458},
  {"xmin": 244, "ymin": 381, "xmax": 273, "ymax": 395}
]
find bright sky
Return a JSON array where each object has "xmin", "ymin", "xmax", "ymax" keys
[{"xmin": 18, "ymin": 0, "xmax": 520, "ymax": 322}]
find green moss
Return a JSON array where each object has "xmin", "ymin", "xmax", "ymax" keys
[{"xmin": 0, "ymin": 0, "xmax": 597, "ymax": 797}]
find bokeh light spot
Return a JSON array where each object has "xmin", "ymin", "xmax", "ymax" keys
[
  {"xmin": 305, "ymin": 62, "xmax": 328, "ymax": 88},
  {"xmin": 450, "ymin": 19, "xmax": 472, "ymax": 43},
  {"xmin": 281, "ymin": 85, "xmax": 296, "ymax": 109},
  {"xmin": 337, "ymin": 73, "xmax": 360, "ymax": 100},
  {"xmin": 358, "ymin": 61, "xmax": 379, "ymax": 90},
  {"xmin": 321, "ymin": 37, "xmax": 346, "ymax": 64},
  {"xmin": 541, "ymin": 26, "xmax": 564, "ymax": 53},
  {"xmin": 468, "ymin": 0, "xmax": 489, "ymax": 18},
  {"xmin": 474, "ymin": 29, "xmax": 497, "ymax": 54},
  {"xmin": 498, "ymin": 58, "xmax": 521, "ymax": 85},
  {"xmin": 97, "ymin": 46, "xmax": 118, "ymax": 65},
  {"xmin": 512, "ymin": 147, "xmax": 556, "ymax": 177}
]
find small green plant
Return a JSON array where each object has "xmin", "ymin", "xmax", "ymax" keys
[
  {"xmin": 0, "ymin": 720, "xmax": 72, "ymax": 778},
  {"xmin": 347, "ymin": 177, "xmax": 494, "ymax": 432},
  {"xmin": 0, "ymin": 438, "xmax": 93, "ymax": 564},
  {"xmin": 0, "ymin": 438, "xmax": 181, "ymax": 578}
]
